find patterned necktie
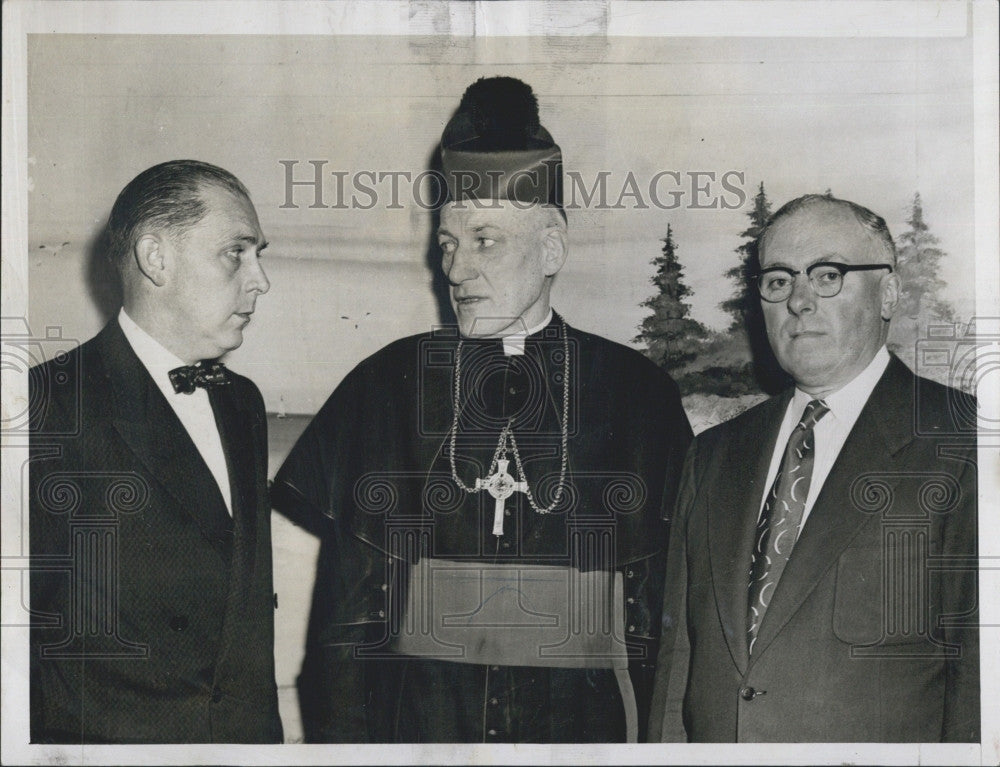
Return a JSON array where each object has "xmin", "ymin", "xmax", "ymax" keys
[
  {"xmin": 747, "ymin": 398, "xmax": 830, "ymax": 654},
  {"xmin": 168, "ymin": 361, "xmax": 230, "ymax": 394}
]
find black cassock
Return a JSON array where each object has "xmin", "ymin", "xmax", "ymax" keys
[{"xmin": 274, "ymin": 312, "xmax": 691, "ymax": 742}]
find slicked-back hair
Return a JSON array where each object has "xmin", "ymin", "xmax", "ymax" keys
[
  {"xmin": 106, "ymin": 160, "xmax": 251, "ymax": 277},
  {"xmin": 758, "ymin": 193, "xmax": 897, "ymax": 265}
]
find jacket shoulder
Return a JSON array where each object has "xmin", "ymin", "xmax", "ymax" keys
[
  {"xmin": 28, "ymin": 335, "xmax": 105, "ymax": 433},
  {"xmin": 568, "ymin": 323, "xmax": 682, "ymax": 390},
  {"xmin": 226, "ymin": 367, "xmax": 266, "ymax": 411},
  {"xmin": 358, "ymin": 332, "xmax": 428, "ymax": 371},
  {"xmin": 908, "ymin": 369, "xmax": 977, "ymax": 435},
  {"xmin": 694, "ymin": 392, "xmax": 786, "ymax": 448},
  {"xmin": 305, "ymin": 332, "xmax": 427, "ymax": 423}
]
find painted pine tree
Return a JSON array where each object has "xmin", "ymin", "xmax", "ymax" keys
[
  {"xmin": 895, "ymin": 193, "xmax": 954, "ymax": 322},
  {"xmin": 634, "ymin": 224, "xmax": 707, "ymax": 373},
  {"xmin": 720, "ymin": 181, "xmax": 772, "ymax": 334},
  {"xmin": 889, "ymin": 193, "xmax": 959, "ymax": 385}
]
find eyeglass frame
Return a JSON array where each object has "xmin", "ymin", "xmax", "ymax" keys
[{"xmin": 752, "ymin": 261, "xmax": 894, "ymax": 303}]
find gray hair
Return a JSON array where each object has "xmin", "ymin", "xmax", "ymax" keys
[{"xmin": 758, "ymin": 194, "xmax": 896, "ymax": 265}]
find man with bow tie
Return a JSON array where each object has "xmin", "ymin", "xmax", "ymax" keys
[
  {"xmin": 29, "ymin": 160, "xmax": 283, "ymax": 743},
  {"xmin": 648, "ymin": 194, "xmax": 979, "ymax": 742},
  {"xmin": 272, "ymin": 77, "xmax": 692, "ymax": 743}
]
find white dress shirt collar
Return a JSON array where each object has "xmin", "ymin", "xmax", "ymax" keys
[
  {"xmin": 118, "ymin": 307, "xmax": 188, "ymax": 382},
  {"xmin": 790, "ymin": 345, "xmax": 891, "ymax": 425},
  {"xmin": 502, "ymin": 309, "xmax": 554, "ymax": 356},
  {"xmin": 117, "ymin": 308, "xmax": 233, "ymax": 515},
  {"xmin": 761, "ymin": 345, "xmax": 892, "ymax": 535}
]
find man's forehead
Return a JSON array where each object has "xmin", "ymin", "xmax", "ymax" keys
[
  {"xmin": 199, "ymin": 183, "xmax": 252, "ymax": 212},
  {"xmin": 439, "ymin": 200, "xmax": 542, "ymax": 230},
  {"xmin": 762, "ymin": 205, "xmax": 875, "ymax": 264},
  {"xmin": 198, "ymin": 184, "xmax": 261, "ymax": 228}
]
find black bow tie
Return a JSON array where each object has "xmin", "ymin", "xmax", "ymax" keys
[{"xmin": 169, "ymin": 361, "xmax": 230, "ymax": 394}]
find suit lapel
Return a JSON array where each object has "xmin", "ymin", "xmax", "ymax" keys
[
  {"xmin": 208, "ymin": 379, "xmax": 265, "ymax": 671},
  {"xmin": 749, "ymin": 357, "xmax": 917, "ymax": 661},
  {"xmin": 97, "ymin": 321, "xmax": 233, "ymax": 554},
  {"xmin": 708, "ymin": 391, "xmax": 791, "ymax": 675},
  {"xmin": 209, "ymin": 382, "xmax": 261, "ymax": 559}
]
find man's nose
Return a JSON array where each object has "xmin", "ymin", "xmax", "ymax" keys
[
  {"xmin": 786, "ymin": 272, "xmax": 815, "ymax": 315},
  {"xmin": 246, "ymin": 258, "xmax": 270, "ymax": 295},
  {"xmin": 445, "ymin": 244, "xmax": 477, "ymax": 284}
]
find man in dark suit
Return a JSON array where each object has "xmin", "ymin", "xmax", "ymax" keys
[
  {"xmin": 29, "ymin": 160, "xmax": 283, "ymax": 743},
  {"xmin": 649, "ymin": 194, "xmax": 979, "ymax": 742}
]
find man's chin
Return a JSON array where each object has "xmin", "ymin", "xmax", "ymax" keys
[
  {"xmin": 459, "ymin": 324, "xmax": 496, "ymax": 339},
  {"xmin": 206, "ymin": 334, "xmax": 243, "ymax": 360},
  {"xmin": 782, "ymin": 360, "xmax": 836, "ymax": 391},
  {"xmin": 456, "ymin": 313, "xmax": 512, "ymax": 339}
]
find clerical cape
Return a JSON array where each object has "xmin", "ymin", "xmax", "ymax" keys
[{"xmin": 273, "ymin": 313, "xmax": 692, "ymax": 742}]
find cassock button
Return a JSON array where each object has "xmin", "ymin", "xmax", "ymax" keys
[
  {"xmin": 740, "ymin": 686, "xmax": 756, "ymax": 701},
  {"xmin": 508, "ymin": 387, "xmax": 517, "ymax": 395},
  {"xmin": 169, "ymin": 616, "xmax": 189, "ymax": 632},
  {"xmin": 487, "ymin": 729, "xmax": 498, "ymax": 737},
  {"xmin": 490, "ymin": 697, "xmax": 498, "ymax": 705},
  {"xmin": 380, "ymin": 583, "xmax": 388, "ymax": 591}
]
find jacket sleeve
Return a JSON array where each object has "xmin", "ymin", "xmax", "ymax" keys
[
  {"xmin": 629, "ymin": 368, "xmax": 693, "ymax": 741},
  {"xmin": 271, "ymin": 381, "xmax": 377, "ymax": 742},
  {"xmin": 295, "ymin": 515, "xmax": 378, "ymax": 742},
  {"xmin": 646, "ymin": 439, "xmax": 698, "ymax": 742},
  {"xmin": 940, "ymin": 444, "xmax": 979, "ymax": 742}
]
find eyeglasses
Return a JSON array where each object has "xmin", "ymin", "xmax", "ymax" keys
[{"xmin": 755, "ymin": 261, "xmax": 894, "ymax": 303}]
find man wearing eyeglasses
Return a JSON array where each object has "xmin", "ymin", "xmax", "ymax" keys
[{"xmin": 648, "ymin": 194, "xmax": 979, "ymax": 742}]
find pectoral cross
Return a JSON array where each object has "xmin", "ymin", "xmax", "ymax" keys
[{"xmin": 476, "ymin": 458, "xmax": 528, "ymax": 536}]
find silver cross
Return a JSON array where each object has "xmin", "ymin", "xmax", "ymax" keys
[{"xmin": 476, "ymin": 459, "xmax": 528, "ymax": 536}]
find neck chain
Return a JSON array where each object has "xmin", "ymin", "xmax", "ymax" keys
[{"xmin": 448, "ymin": 320, "xmax": 570, "ymax": 515}]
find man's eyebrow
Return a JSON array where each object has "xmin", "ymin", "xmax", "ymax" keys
[
  {"xmin": 762, "ymin": 255, "xmax": 843, "ymax": 270},
  {"xmin": 233, "ymin": 235, "xmax": 267, "ymax": 251},
  {"xmin": 437, "ymin": 223, "xmax": 499, "ymax": 238}
]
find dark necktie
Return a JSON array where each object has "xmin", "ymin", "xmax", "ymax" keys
[
  {"xmin": 747, "ymin": 398, "xmax": 830, "ymax": 654},
  {"xmin": 169, "ymin": 361, "xmax": 230, "ymax": 394}
]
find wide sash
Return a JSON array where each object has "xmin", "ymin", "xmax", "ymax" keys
[{"xmin": 392, "ymin": 558, "xmax": 637, "ymax": 740}]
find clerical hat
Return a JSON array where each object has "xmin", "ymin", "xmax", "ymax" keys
[{"xmin": 440, "ymin": 77, "xmax": 563, "ymax": 210}]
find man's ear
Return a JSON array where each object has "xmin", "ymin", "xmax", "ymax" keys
[
  {"xmin": 134, "ymin": 234, "xmax": 168, "ymax": 287},
  {"xmin": 880, "ymin": 270, "xmax": 900, "ymax": 321},
  {"xmin": 540, "ymin": 225, "xmax": 568, "ymax": 277}
]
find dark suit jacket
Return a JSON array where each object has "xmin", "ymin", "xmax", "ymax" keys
[
  {"xmin": 649, "ymin": 355, "xmax": 979, "ymax": 742},
  {"xmin": 29, "ymin": 319, "xmax": 282, "ymax": 743}
]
